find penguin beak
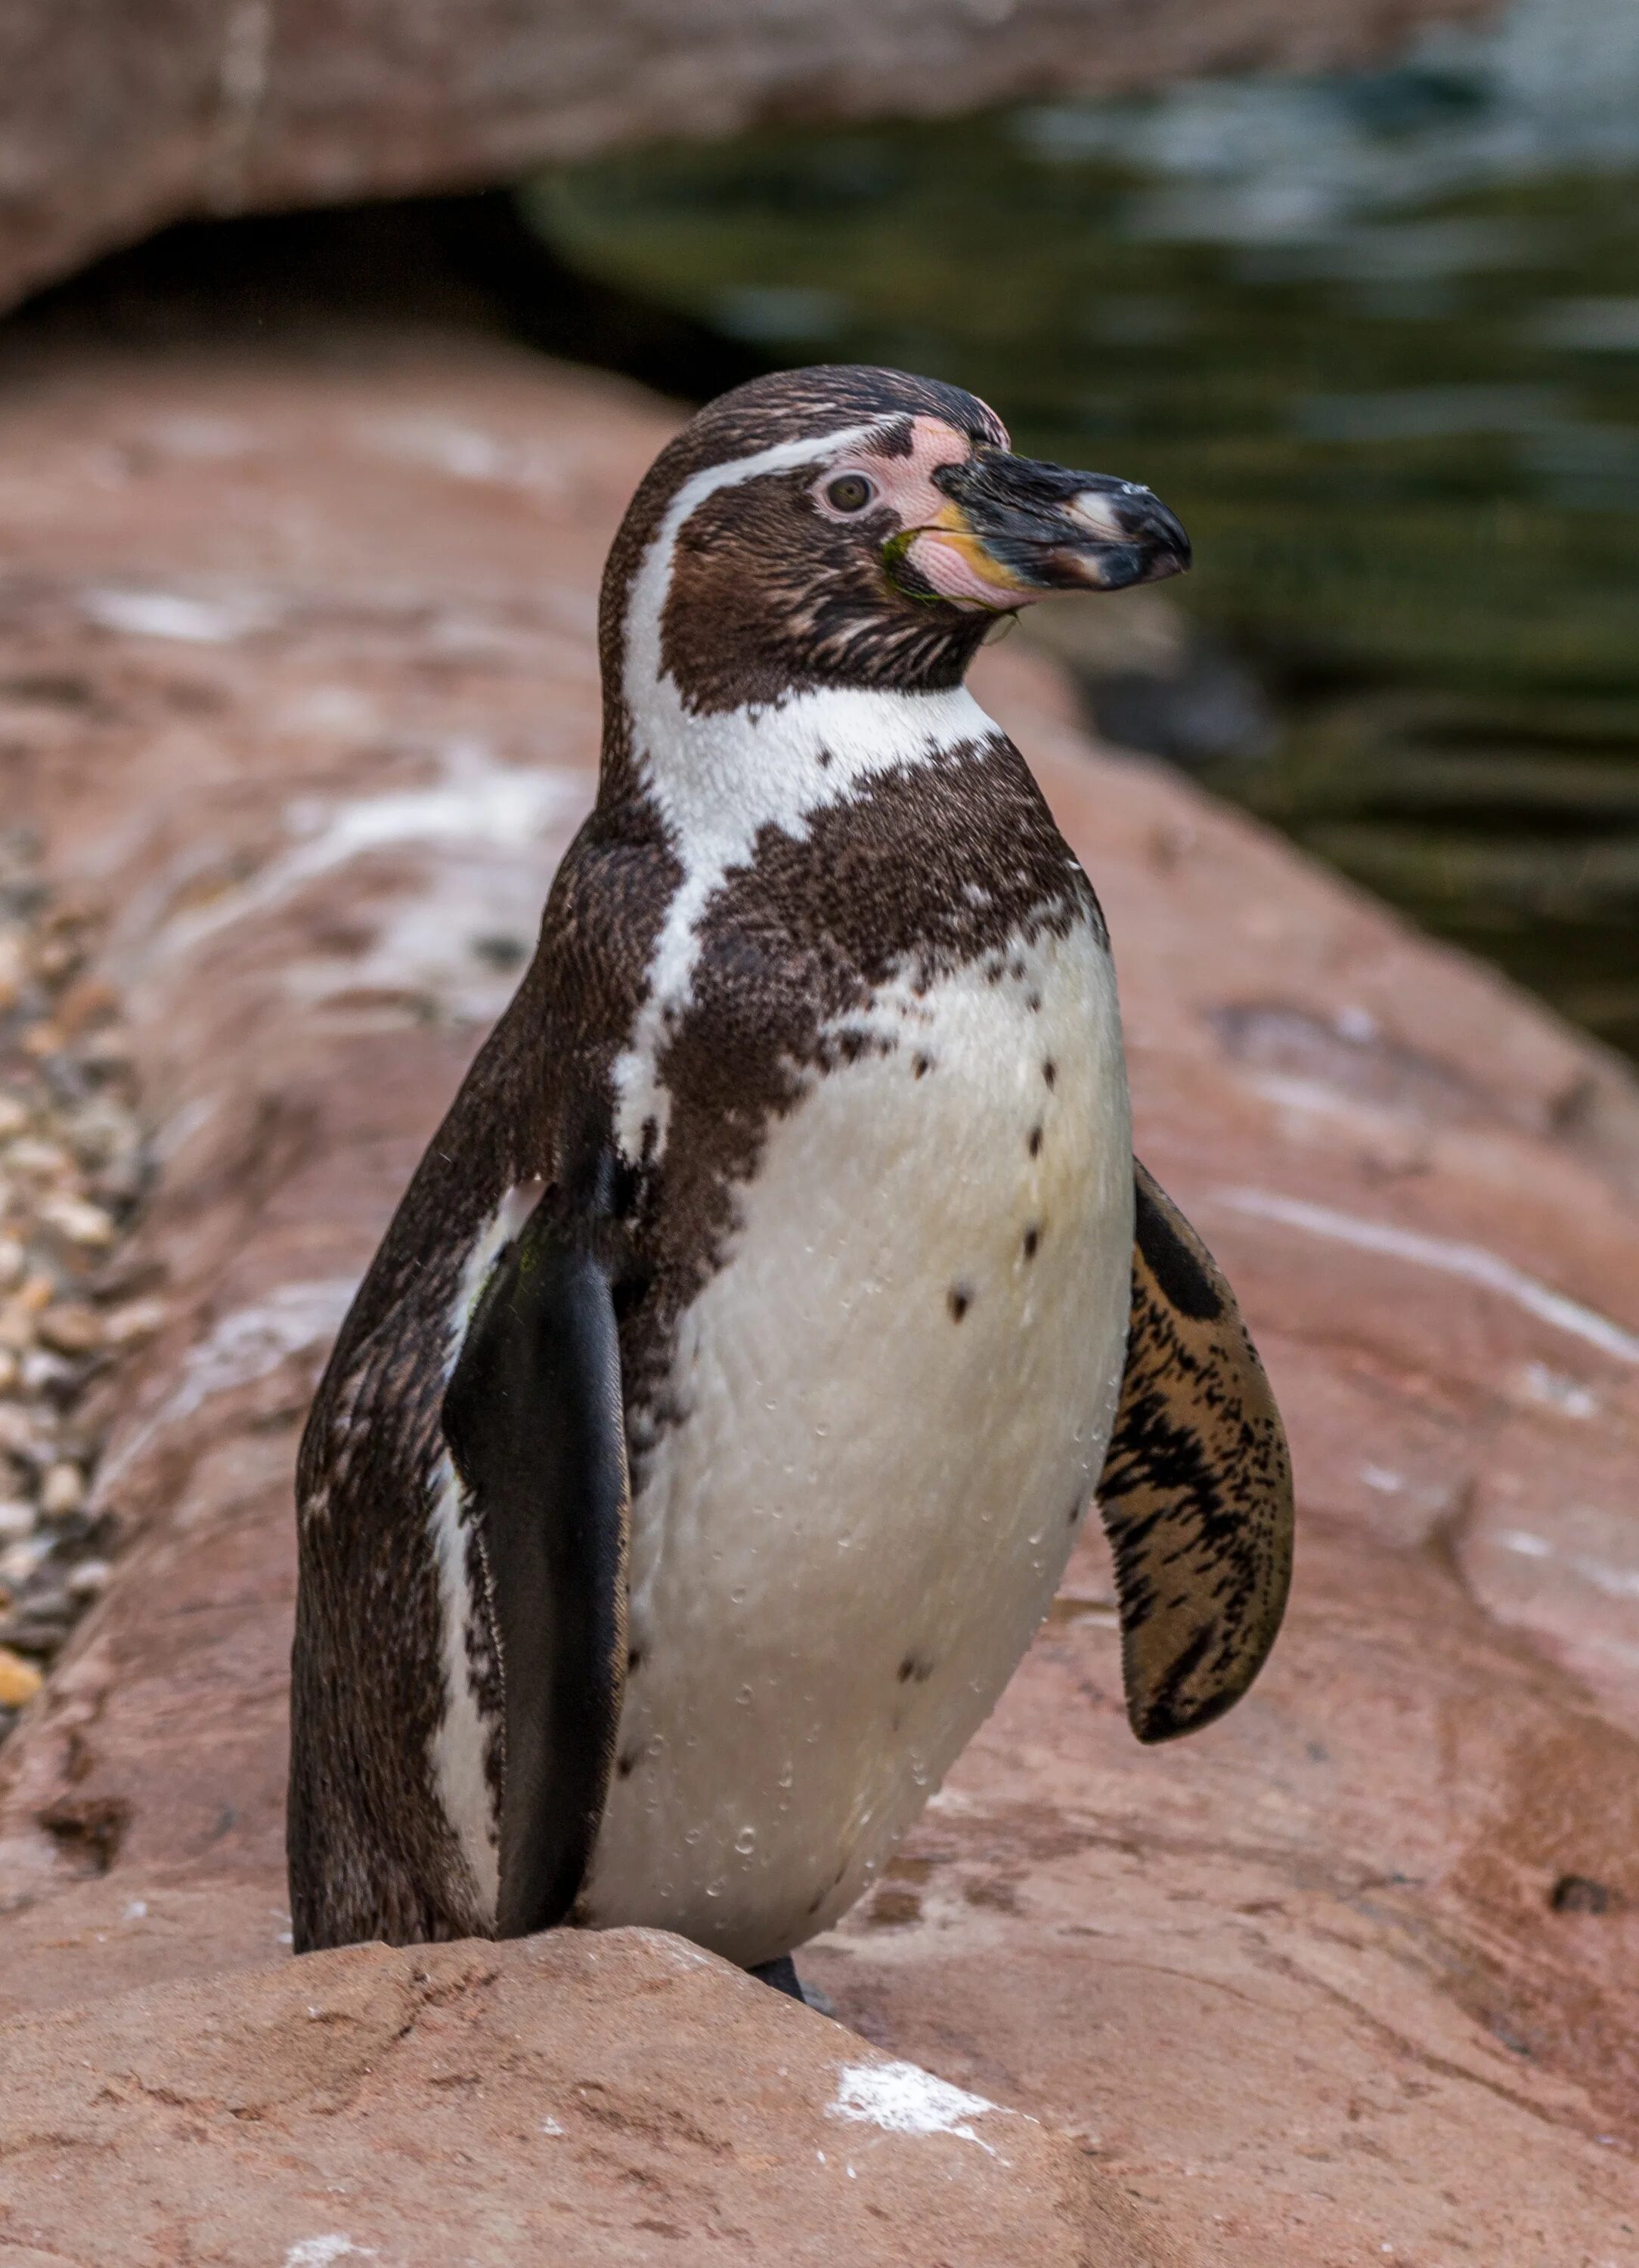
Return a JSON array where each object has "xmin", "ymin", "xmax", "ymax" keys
[{"xmin": 907, "ymin": 448, "xmax": 1191, "ymax": 607}]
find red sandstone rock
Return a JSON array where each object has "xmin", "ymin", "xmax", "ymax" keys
[
  {"xmin": 0, "ymin": 1926, "xmax": 1165, "ymax": 2267},
  {"xmin": 0, "ymin": 0, "xmax": 1502, "ymax": 317},
  {"xmin": 0, "ymin": 326, "xmax": 1634, "ymax": 2261}
]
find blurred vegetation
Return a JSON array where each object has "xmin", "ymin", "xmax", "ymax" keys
[{"xmin": 523, "ymin": 104, "xmax": 1639, "ymax": 1058}]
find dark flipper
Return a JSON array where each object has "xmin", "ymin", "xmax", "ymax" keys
[
  {"xmin": 442, "ymin": 1188, "xmax": 630, "ymax": 1938},
  {"xmin": 1096, "ymin": 1160, "xmax": 1294, "ymax": 1744}
]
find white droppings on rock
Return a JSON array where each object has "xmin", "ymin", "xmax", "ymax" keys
[
  {"xmin": 1514, "ymin": 1361, "xmax": 1598, "ymax": 1419},
  {"xmin": 359, "ymin": 413, "xmax": 569, "ymax": 495},
  {"xmin": 283, "ymin": 2239, "xmax": 376, "ymax": 2268},
  {"xmin": 154, "ymin": 737, "xmax": 584, "ymax": 959},
  {"xmin": 829, "ymin": 2059, "xmax": 1006, "ymax": 2152},
  {"xmin": 139, "ymin": 414, "xmax": 256, "ymax": 462},
  {"xmin": 1497, "ymin": 1529, "xmax": 1553, "ymax": 1560},
  {"xmin": 1495, "ymin": 1527, "xmax": 1639, "ymax": 1600},
  {"xmin": 98, "ymin": 1276, "xmax": 358, "ymax": 1489},
  {"xmin": 81, "ymin": 585, "xmax": 281, "ymax": 644},
  {"xmin": 1214, "ymin": 1186, "xmax": 1639, "ymax": 1365}
]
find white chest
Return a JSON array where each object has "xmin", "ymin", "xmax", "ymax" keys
[{"xmin": 581, "ymin": 912, "xmax": 1133, "ymax": 1965}]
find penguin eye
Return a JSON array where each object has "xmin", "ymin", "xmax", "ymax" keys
[{"xmin": 825, "ymin": 473, "xmax": 876, "ymax": 514}]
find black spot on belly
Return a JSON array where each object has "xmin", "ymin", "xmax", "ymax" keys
[
  {"xmin": 1067, "ymin": 1498, "xmax": 1084, "ymax": 1526},
  {"xmin": 1027, "ymin": 1124, "xmax": 1043, "ymax": 1157},
  {"xmin": 1027, "ymin": 990, "xmax": 1043, "ymax": 1013},
  {"xmin": 829, "ymin": 1025, "xmax": 897, "ymax": 1069},
  {"xmin": 1023, "ymin": 1224, "xmax": 1041, "ymax": 1260},
  {"xmin": 947, "ymin": 1286, "xmax": 971, "ymax": 1322},
  {"xmin": 898, "ymin": 1653, "xmax": 935, "ymax": 1684},
  {"xmin": 627, "ymin": 1646, "xmax": 644, "ymax": 1675},
  {"xmin": 617, "ymin": 1749, "xmax": 640, "ymax": 1779},
  {"xmin": 1043, "ymin": 1058, "xmax": 1058, "ymax": 1089},
  {"xmin": 913, "ymin": 1052, "xmax": 933, "ymax": 1078}
]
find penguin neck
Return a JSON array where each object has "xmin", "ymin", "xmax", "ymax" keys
[
  {"xmin": 598, "ymin": 656, "xmax": 1015, "ymax": 1172},
  {"xmin": 596, "ymin": 509, "xmax": 1012, "ymax": 865},
  {"xmin": 607, "ymin": 669, "xmax": 1001, "ymax": 867},
  {"xmin": 594, "ymin": 426, "xmax": 1005, "ymax": 857}
]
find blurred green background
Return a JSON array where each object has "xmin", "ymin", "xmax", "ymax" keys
[{"xmin": 520, "ymin": 0, "xmax": 1639, "ymax": 1059}]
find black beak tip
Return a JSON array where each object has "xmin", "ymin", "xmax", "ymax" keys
[
  {"xmin": 1145, "ymin": 534, "xmax": 1192, "ymax": 581},
  {"xmin": 1063, "ymin": 480, "xmax": 1191, "ymax": 589},
  {"xmin": 1089, "ymin": 534, "xmax": 1190, "ymax": 591},
  {"xmin": 1123, "ymin": 491, "xmax": 1191, "ymax": 577}
]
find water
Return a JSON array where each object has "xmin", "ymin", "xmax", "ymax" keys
[{"xmin": 523, "ymin": 0, "xmax": 1639, "ymax": 1059}]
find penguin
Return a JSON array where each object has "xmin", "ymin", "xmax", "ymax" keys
[{"xmin": 287, "ymin": 365, "xmax": 1293, "ymax": 2001}]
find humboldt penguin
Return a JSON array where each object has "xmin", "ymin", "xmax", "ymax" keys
[{"xmin": 288, "ymin": 365, "xmax": 1293, "ymax": 1999}]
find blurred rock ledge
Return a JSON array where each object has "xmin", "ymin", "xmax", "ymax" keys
[
  {"xmin": 0, "ymin": 322, "xmax": 1634, "ymax": 2262},
  {"xmin": 0, "ymin": 0, "xmax": 1502, "ymax": 318}
]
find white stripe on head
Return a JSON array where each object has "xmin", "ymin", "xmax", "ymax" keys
[{"xmin": 613, "ymin": 423, "xmax": 1004, "ymax": 1163}]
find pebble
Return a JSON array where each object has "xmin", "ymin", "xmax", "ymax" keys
[
  {"xmin": 66, "ymin": 1559, "xmax": 110, "ymax": 1600},
  {"xmin": 0, "ymin": 1405, "xmax": 35, "ymax": 1455},
  {"xmin": 0, "ymin": 1646, "xmax": 42, "ymax": 1708},
  {"xmin": 0, "ymin": 829, "xmax": 151, "ymax": 1746},
  {"xmin": 103, "ymin": 1294, "xmax": 167, "ymax": 1346},
  {"xmin": 0, "ymin": 1536, "xmax": 49, "ymax": 1586},
  {"xmin": 6, "ymin": 1136, "xmax": 71, "ymax": 1177},
  {"xmin": 39, "ymin": 1194, "xmax": 116, "ymax": 1249},
  {"xmin": 40, "ymin": 1463, "xmax": 86, "ymax": 1518},
  {"xmin": 36, "ymin": 1303, "xmax": 104, "ymax": 1355}
]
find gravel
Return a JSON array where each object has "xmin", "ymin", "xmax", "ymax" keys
[{"xmin": 0, "ymin": 829, "xmax": 156, "ymax": 1737}]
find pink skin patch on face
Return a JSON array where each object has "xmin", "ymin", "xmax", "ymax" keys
[{"xmin": 810, "ymin": 413, "xmax": 1046, "ymax": 613}]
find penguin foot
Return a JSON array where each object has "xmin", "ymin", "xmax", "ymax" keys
[{"xmin": 748, "ymin": 1954, "xmax": 834, "ymax": 2015}]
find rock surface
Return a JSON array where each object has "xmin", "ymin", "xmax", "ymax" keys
[
  {"xmin": 0, "ymin": 321, "xmax": 1635, "ymax": 2262},
  {"xmin": 0, "ymin": 1926, "xmax": 1160, "ymax": 2266},
  {"xmin": 0, "ymin": 0, "xmax": 1501, "ymax": 318}
]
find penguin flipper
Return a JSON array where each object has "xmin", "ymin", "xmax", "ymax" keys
[
  {"xmin": 442, "ymin": 1191, "xmax": 630, "ymax": 1938},
  {"xmin": 1095, "ymin": 1159, "xmax": 1293, "ymax": 1744}
]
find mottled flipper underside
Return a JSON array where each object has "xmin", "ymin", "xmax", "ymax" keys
[
  {"xmin": 442, "ymin": 1193, "xmax": 630, "ymax": 1936},
  {"xmin": 1096, "ymin": 1160, "xmax": 1293, "ymax": 1743}
]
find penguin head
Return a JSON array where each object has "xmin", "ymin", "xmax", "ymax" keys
[{"xmin": 601, "ymin": 365, "xmax": 1191, "ymax": 715}]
